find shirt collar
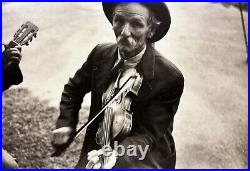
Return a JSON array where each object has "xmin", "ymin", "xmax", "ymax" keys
[{"xmin": 117, "ymin": 45, "xmax": 147, "ymax": 68}]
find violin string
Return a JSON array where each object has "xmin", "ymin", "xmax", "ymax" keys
[
  {"xmin": 104, "ymin": 110, "xmax": 111, "ymax": 166},
  {"xmin": 102, "ymin": 110, "xmax": 107, "ymax": 166}
]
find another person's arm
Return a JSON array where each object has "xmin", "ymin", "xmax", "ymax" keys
[{"xmin": 2, "ymin": 45, "xmax": 23, "ymax": 91}]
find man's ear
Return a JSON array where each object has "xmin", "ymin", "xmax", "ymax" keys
[{"xmin": 147, "ymin": 26, "xmax": 157, "ymax": 39}]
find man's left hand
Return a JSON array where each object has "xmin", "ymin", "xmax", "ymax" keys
[{"xmin": 86, "ymin": 149, "xmax": 117, "ymax": 169}]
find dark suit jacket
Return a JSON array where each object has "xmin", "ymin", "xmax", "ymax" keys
[{"xmin": 56, "ymin": 43, "xmax": 184, "ymax": 168}]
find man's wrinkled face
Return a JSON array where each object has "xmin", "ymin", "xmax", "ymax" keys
[{"xmin": 112, "ymin": 3, "xmax": 154, "ymax": 59}]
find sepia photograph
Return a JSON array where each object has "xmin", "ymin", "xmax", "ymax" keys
[{"xmin": 2, "ymin": 2, "xmax": 248, "ymax": 168}]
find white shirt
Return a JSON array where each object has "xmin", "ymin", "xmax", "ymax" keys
[
  {"xmin": 96, "ymin": 46, "xmax": 146, "ymax": 145},
  {"xmin": 114, "ymin": 45, "xmax": 147, "ymax": 69}
]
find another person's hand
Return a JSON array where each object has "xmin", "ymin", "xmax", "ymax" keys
[
  {"xmin": 52, "ymin": 127, "xmax": 73, "ymax": 146},
  {"xmin": 2, "ymin": 45, "xmax": 22, "ymax": 67},
  {"xmin": 86, "ymin": 148, "xmax": 117, "ymax": 169},
  {"xmin": 2, "ymin": 149, "xmax": 19, "ymax": 168}
]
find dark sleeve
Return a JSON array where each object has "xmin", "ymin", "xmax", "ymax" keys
[
  {"xmin": 56, "ymin": 45, "xmax": 98, "ymax": 130},
  {"xmin": 2, "ymin": 55, "xmax": 23, "ymax": 91}
]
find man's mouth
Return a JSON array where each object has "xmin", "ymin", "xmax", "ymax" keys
[
  {"xmin": 119, "ymin": 39, "xmax": 129, "ymax": 45},
  {"xmin": 118, "ymin": 38, "xmax": 133, "ymax": 48}
]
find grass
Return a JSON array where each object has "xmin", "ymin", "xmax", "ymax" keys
[{"xmin": 2, "ymin": 88, "xmax": 88, "ymax": 168}]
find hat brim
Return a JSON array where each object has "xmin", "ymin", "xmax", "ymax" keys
[{"xmin": 102, "ymin": 2, "xmax": 171, "ymax": 42}]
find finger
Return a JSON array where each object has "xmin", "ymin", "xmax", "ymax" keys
[
  {"xmin": 52, "ymin": 134, "xmax": 61, "ymax": 145},
  {"xmin": 87, "ymin": 150, "xmax": 98, "ymax": 156},
  {"xmin": 62, "ymin": 135, "xmax": 70, "ymax": 144},
  {"xmin": 53, "ymin": 133, "xmax": 67, "ymax": 145},
  {"xmin": 54, "ymin": 133, "xmax": 68, "ymax": 144},
  {"xmin": 59, "ymin": 134, "xmax": 69, "ymax": 144},
  {"xmin": 53, "ymin": 127, "xmax": 73, "ymax": 134},
  {"xmin": 15, "ymin": 45, "xmax": 22, "ymax": 52},
  {"xmin": 93, "ymin": 162, "xmax": 102, "ymax": 169},
  {"xmin": 97, "ymin": 149, "xmax": 104, "ymax": 155},
  {"xmin": 88, "ymin": 149, "xmax": 103, "ymax": 158},
  {"xmin": 111, "ymin": 150, "xmax": 118, "ymax": 158},
  {"xmin": 6, "ymin": 48, "xmax": 21, "ymax": 56},
  {"xmin": 6, "ymin": 51, "xmax": 22, "ymax": 59},
  {"xmin": 7, "ymin": 44, "xmax": 22, "ymax": 50},
  {"xmin": 103, "ymin": 150, "xmax": 117, "ymax": 169},
  {"xmin": 8, "ymin": 47, "xmax": 21, "ymax": 51},
  {"xmin": 103, "ymin": 157, "xmax": 116, "ymax": 169},
  {"xmin": 8, "ymin": 57, "xmax": 21, "ymax": 65},
  {"xmin": 52, "ymin": 127, "xmax": 73, "ymax": 145},
  {"xmin": 6, "ymin": 48, "xmax": 20, "ymax": 53},
  {"xmin": 88, "ymin": 156, "xmax": 100, "ymax": 164},
  {"xmin": 85, "ymin": 161, "xmax": 95, "ymax": 169}
]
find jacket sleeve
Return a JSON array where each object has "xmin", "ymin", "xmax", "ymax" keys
[{"xmin": 56, "ymin": 45, "xmax": 98, "ymax": 130}]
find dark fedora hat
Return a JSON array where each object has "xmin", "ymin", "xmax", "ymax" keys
[{"xmin": 102, "ymin": 2, "xmax": 171, "ymax": 42}]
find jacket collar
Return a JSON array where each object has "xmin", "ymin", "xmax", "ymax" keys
[
  {"xmin": 137, "ymin": 43, "xmax": 155, "ymax": 81},
  {"xmin": 95, "ymin": 43, "xmax": 156, "ymax": 82}
]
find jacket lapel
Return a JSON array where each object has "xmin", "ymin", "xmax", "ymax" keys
[
  {"xmin": 95, "ymin": 44, "xmax": 118, "ymax": 97},
  {"xmin": 136, "ymin": 44, "xmax": 155, "ymax": 101}
]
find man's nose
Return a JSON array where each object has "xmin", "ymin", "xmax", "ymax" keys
[{"xmin": 120, "ymin": 24, "xmax": 131, "ymax": 37}]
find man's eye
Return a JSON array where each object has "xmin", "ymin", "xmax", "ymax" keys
[
  {"xmin": 131, "ymin": 21, "xmax": 144, "ymax": 28},
  {"xmin": 114, "ymin": 17, "xmax": 124, "ymax": 24}
]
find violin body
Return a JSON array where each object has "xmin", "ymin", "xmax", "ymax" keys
[
  {"xmin": 97, "ymin": 68, "xmax": 143, "ymax": 144},
  {"xmin": 111, "ymin": 70, "xmax": 143, "ymax": 139}
]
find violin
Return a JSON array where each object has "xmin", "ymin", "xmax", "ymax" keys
[
  {"xmin": 51, "ymin": 68, "xmax": 143, "ymax": 168},
  {"xmin": 87, "ymin": 68, "xmax": 143, "ymax": 168}
]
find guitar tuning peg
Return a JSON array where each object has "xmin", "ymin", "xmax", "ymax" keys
[
  {"xmin": 34, "ymin": 33, "xmax": 37, "ymax": 38},
  {"xmin": 16, "ymin": 28, "xmax": 21, "ymax": 34},
  {"xmin": 25, "ymin": 42, "xmax": 29, "ymax": 46}
]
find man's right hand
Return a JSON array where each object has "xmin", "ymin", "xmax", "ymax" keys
[{"xmin": 52, "ymin": 127, "xmax": 73, "ymax": 146}]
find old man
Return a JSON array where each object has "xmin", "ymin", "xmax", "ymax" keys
[{"xmin": 52, "ymin": 2, "xmax": 184, "ymax": 168}]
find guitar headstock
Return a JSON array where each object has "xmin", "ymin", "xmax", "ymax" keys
[{"xmin": 12, "ymin": 21, "xmax": 39, "ymax": 46}]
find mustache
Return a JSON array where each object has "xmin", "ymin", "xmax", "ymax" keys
[{"xmin": 117, "ymin": 36, "xmax": 135, "ymax": 46}]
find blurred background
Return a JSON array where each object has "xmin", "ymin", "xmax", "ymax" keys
[{"xmin": 2, "ymin": 2, "xmax": 248, "ymax": 168}]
